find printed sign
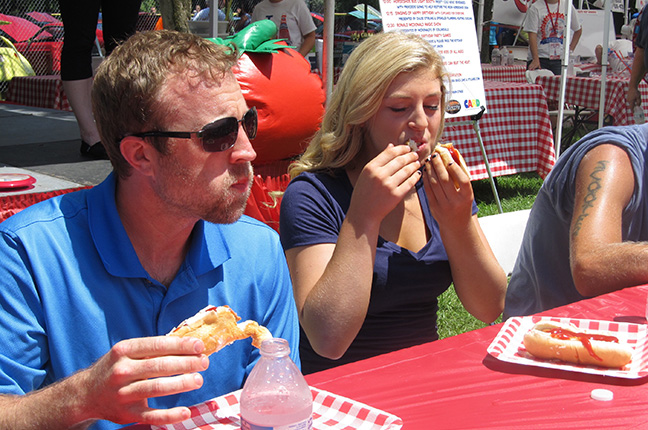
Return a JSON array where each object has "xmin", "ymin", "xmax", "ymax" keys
[{"xmin": 380, "ymin": 0, "xmax": 487, "ymax": 118}]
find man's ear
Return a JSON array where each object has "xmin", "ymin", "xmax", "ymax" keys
[{"xmin": 120, "ymin": 136, "xmax": 156, "ymax": 177}]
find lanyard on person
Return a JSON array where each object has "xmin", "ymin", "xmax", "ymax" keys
[
  {"xmin": 545, "ymin": 0, "xmax": 560, "ymax": 36},
  {"xmin": 545, "ymin": 0, "xmax": 563, "ymax": 59}
]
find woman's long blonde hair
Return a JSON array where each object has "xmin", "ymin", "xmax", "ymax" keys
[{"xmin": 289, "ymin": 31, "xmax": 449, "ymax": 179}]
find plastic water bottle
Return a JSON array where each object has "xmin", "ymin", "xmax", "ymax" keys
[
  {"xmin": 567, "ymin": 55, "xmax": 575, "ymax": 76},
  {"xmin": 240, "ymin": 338, "xmax": 313, "ymax": 430},
  {"xmin": 491, "ymin": 48, "xmax": 501, "ymax": 66},
  {"xmin": 500, "ymin": 48, "xmax": 508, "ymax": 66},
  {"xmin": 507, "ymin": 49, "xmax": 515, "ymax": 66}
]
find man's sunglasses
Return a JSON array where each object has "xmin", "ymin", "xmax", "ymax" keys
[{"xmin": 131, "ymin": 107, "xmax": 257, "ymax": 152}]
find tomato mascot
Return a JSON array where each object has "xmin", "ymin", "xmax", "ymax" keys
[{"xmin": 208, "ymin": 21, "xmax": 326, "ymax": 231}]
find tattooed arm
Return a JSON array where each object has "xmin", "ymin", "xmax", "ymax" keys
[{"xmin": 569, "ymin": 144, "xmax": 648, "ymax": 296}]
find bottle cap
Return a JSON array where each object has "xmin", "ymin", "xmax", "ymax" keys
[{"xmin": 591, "ymin": 388, "xmax": 613, "ymax": 401}]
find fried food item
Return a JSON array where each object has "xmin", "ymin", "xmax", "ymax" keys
[{"xmin": 168, "ymin": 305, "xmax": 272, "ymax": 355}]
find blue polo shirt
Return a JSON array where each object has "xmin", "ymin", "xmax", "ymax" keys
[{"xmin": 0, "ymin": 173, "xmax": 299, "ymax": 429}]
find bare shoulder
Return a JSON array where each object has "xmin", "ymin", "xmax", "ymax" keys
[
  {"xmin": 576, "ymin": 143, "xmax": 633, "ymax": 187},
  {"xmin": 572, "ymin": 143, "xmax": 634, "ymax": 237}
]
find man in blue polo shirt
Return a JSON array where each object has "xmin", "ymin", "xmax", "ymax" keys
[{"xmin": 0, "ymin": 30, "xmax": 299, "ymax": 429}]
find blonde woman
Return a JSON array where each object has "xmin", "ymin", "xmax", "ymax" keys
[{"xmin": 279, "ymin": 32, "xmax": 507, "ymax": 374}]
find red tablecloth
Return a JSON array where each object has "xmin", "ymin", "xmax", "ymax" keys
[
  {"xmin": 5, "ymin": 75, "xmax": 70, "ymax": 111},
  {"xmin": 443, "ymin": 80, "xmax": 556, "ymax": 181},
  {"xmin": 306, "ymin": 285, "xmax": 648, "ymax": 429},
  {"xmin": 122, "ymin": 285, "xmax": 648, "ymax": 430},
  {"xmin": 481, "ymin": 64, "xmax": 527, "ymax": 83},
  {"xmin": 536, "ymin": 73, "xmax": 648, "ymax": 126},
  {"xmin": 0, "ymin": 187, "xmax": 89, "ymax": 223}
]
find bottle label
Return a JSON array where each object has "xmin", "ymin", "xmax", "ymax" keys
[{"xmin": 241, "ymin": 416, "xmax": 313, "ymax": 430}]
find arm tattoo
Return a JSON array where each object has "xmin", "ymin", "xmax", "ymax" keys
[{"xmin": 572, "ymin": 160, "xmax": 608, "ymax": 238}]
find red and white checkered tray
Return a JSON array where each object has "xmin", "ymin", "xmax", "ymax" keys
[
  {"xmin": 487, "ymin": 316, "xmax": 648, "ymax": 378},
  {"xmin": 152, "ymin": 387, "xmax": 403, "ymax": 430}
]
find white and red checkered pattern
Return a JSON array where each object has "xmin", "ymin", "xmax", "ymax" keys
[
  {"xmin": 536, "ymin": 73, "xmax": 648, "ymax": 126},
  {"xmin": 443, "ymin": 80, "xmax": 556, "ymax": 181},
  {"xmin": 487, "ymin": 316, "xmax": 648, "ymax": 379},
  {"xmin": 6, "ymin": 75, "xmax": 70, "ymax": 111},
  {"xmin": 480, "ymin": 64, "xmax": 527, "ymax": 83},
  {"xmin": 151, "ymin": 387, "xmax": 403, "ymax": 430}
]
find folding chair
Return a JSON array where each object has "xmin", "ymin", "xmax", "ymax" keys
[{"xmin": 526, "ymin": 69, "xmax": 598, "ymax": 152}]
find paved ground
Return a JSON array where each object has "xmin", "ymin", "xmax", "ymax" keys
[{"xmin": 0, "ymin": 103, "xmax": 112, "ymax": 195}]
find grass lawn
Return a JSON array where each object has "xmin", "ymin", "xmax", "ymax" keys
[{"xmin": 436, "ymin": 172, "xmax": 544, "ymax": 339}]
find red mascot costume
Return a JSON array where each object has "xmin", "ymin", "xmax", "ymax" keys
[{"xmin": 209, "ymin": 21, "xmax": 326, "ymax": 232}]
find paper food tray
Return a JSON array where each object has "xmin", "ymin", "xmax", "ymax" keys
[
  {"xmin": 152, "ymin": 386, "xmax": 403, "ymax": 430},
  {"xmin": 487, "ymin": 316, "xmax": 648, "ymax": 378}
]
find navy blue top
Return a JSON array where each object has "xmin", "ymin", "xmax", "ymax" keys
[{"xmin": 280, "ymin": 169, "xmax": 478, "ymax": 373}]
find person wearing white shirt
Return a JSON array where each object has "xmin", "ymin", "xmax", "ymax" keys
[{"xmin": 251, "ymin": 0, "xmax": 316, "ymax": 56}]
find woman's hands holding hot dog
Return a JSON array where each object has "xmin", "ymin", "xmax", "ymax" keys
[{"xmin": 421, "ymin": 150, "xmax": 474, "ymax": 231}]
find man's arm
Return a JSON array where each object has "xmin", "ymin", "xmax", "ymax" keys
[
  {"xmin": 628, "ymin": 47, "xmax": 646, "ymax": 108},
  {"xmin": 299, "ymin": 31, "xmax": 316, "ymax": 57},
  {"xmin": 527, "ymin": 32, "xmax": 541, "ymax": 70},
  {"xmin": 569, "ymin": 144, "xmax": 648, "ymax": 296},
  {"xmin": 569, "ymin": 27, "xmax": 582, "ymax": 52},
  {"xmin": 0, "ymin": 337, "xmax": 208, "ymax": 429}
]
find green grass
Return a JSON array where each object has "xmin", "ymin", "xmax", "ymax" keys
[{"xmin": 436, "ymin": 172, "xmax": 544, "ymax": 339}]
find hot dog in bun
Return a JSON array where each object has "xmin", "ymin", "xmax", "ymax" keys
[
  {"xmin": 168, "ymin": 305, "xmax": 272, "ymax": 355},
  {"xmin": 523, "ymin": 321, "xmax": 633, "ymax": 368},
  {"xmin": 434, "ymin": 143, "xmax": 470, "ymax": 182}
]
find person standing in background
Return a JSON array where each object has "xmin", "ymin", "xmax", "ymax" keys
[
  {"xmin": 193, "ymin": 0, "xmax": 227, "ymax": 21},
  {"xmin": 251, "ymin": 0, "xmax": 316, "ymax": 56},
  {"xmin": 628, "ymin": 5, "xmax": 648, "ymax": 109},
  {"xmin": 524, "ymin": 0, "xmax": 582, "ymax": 75},
  {"xmin": 59, "ymin": 0, "xmax": 142, "ymax": 159}
]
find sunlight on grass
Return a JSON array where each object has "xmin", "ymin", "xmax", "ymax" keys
[{"xmin": 437, "ymin": 285, "xmax": 500, "ymax": 339}]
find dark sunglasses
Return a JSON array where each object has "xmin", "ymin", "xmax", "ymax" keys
[{"xmin": 131, "ymin": 107, "xmax": 257, "ymax": 152}]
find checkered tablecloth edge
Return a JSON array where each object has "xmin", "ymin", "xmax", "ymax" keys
[{"xmin": 152, "ymin": 387, "xmax": 403, "ymax": 430}]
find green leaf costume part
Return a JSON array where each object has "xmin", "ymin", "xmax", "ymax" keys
[{"xmin": 207, "ymin": 20, "xmax": 295, "ymax": 56}]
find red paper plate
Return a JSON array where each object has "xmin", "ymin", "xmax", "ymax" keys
[{"xmin": 0, "ymin": 173, "xmax": 36, "ymax": 190}]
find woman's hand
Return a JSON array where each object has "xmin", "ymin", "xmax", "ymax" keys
[
  {"xmin": 348, "ymin": 144, "xmax": 421, "ymax": 227},
  {"xmin": 421, "ymin": 152, "xmax": 474, "ymax": 232},
  {"xmin": 421, "ymin": 152, "xmax": 507, "ymax": 323}
]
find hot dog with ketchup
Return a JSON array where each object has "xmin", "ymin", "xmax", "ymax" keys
[
  {"xmin": 523, "ymin": 321, "xmax": 633, "ymax": 368},
  {"xmin": 406, "ymin": 140, "xmax": 470, "ymax": 187},
  {"xmin": 434, "ymin": 143, "xmax": 470, "ymax": 182}
]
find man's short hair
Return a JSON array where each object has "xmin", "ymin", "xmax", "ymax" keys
[{"xmin": 92, "ymin": 30, "xmax": 238, "ymax": 178}]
